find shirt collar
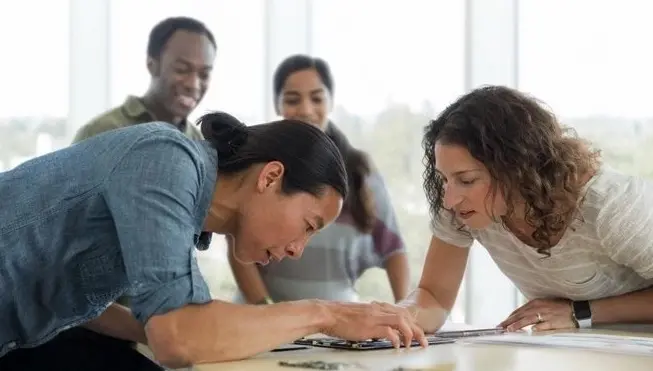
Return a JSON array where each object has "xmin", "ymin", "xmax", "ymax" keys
[
  {"xmin": 194, "ymin": 141, "xmax": 218, "ymax": 251},
  {"xmin": 122, "ymin": 95, "xmax": 190, "ymax": 132}
]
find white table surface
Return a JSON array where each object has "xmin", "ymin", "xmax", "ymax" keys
[{"xmin": 193, "ymin": 323, "xmax": 653, "ymax": 371}]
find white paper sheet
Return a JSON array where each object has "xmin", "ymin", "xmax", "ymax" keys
[{"xmin": 461, "ymin": 332, "xmax": 653, "ymax": 357}]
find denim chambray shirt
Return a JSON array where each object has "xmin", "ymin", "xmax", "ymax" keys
[{"xmin": 0, "ymin": 122, "xmax": 216, "ymax": 358}]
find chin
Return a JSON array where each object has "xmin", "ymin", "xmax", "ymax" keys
[
  {"xmin": 233, "ymin": 247, "xmax": 256, "ymax": 265},
  {"xmin": 461, "ymin": 217, "xmax": 492, "ymax": 230},
  {"xmin": 173, "ymin": 107, "xmax": 192, "ymax": 120}
]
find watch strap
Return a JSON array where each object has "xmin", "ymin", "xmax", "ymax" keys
[{"xmin": 255, "ymin": 296, "xmax": 274, "ymax": 305}]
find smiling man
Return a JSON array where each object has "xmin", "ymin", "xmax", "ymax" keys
[{"xmin": 73, "ymin": 16, "xmax": 217, "ymax": 143}]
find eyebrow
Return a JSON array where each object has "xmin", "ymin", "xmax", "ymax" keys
[
  {"xmin": 173, "ymin": 57, "xmax": 213, "ymax": 70},
  {"xmin": 283, "ymin": 88, "xmax": 325, "ymax": 96},
  {"xmin": 435, "ymin": 168, "xmax": 482, "ymax": 177}
]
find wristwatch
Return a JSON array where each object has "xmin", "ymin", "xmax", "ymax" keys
[{"xmin": 572, "ymin": 300, "xmax": 592, "ymax": 328}]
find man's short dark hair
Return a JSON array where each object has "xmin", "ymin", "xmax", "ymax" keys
[{"xmin": 147, "ymin": 16, "xmax": 217, "ymax": 59}]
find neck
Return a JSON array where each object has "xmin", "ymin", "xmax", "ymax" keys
[
  {"xmin": 502, "ymin": 203, "xmax": 532, "ymax": 233},
  {"xmin": 503, "ymin": 214, "xmax": 534, "ymax": 237},
  {"xmin": 502, "ymin": 169, "xmax": 597, "ymax": 246},
  {"xmin": 141, "ymin": 90, "xmax": 182, "ymax": 127},
  {"xmin": 203, "ymin": 173, "xmax": 246, "ymax": 235}
]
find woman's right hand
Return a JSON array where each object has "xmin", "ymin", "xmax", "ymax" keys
[{"xmin": 317, "ymin": 301, "xmax": 428, "ymax": 348}]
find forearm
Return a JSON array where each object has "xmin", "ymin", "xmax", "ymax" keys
[
  {"xmin": 384, "ymin": 252, "xmax": 410, "ymax": 302},
  {"xmin": 227, "ymin": 238, "xmax": 272, "ymax": 304},
  {"xmin": 590, "ymin": 286, "xmax": 653, "ymax": 325},
  {"xmin": 398, "ymin": 287, "xmax": 449, "ymax": 333},
  {"xmin": 396, "ymin": 236, "xmax": 467, "ymax": 333},
  {"xmin": 146, "ymin": 299, "xmax": 330, "ymax": 366},
  {"xmin": 83, "ymin": 303, "xmax": 147, "ymax": 344}
]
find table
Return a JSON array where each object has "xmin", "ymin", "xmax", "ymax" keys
[{"xmin": 194, "ymin": 326, "xmax": 653, "ymax": 371}]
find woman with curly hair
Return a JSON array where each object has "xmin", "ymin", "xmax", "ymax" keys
[{"xmin": 398, "ymin": 85, "xmax": 653, "ymax": 333}]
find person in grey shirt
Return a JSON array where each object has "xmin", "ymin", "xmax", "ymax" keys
[
  {"xmin": 0, "ymin": 112, "xmax": 426, "ymax": 370},
  {"xmin": 229, "ymin": 55, "xmax": 410, "ymax": 306}
]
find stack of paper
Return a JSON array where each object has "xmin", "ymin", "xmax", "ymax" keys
[{"xmin": 461, "ymin": 332, "xmax": 653, "ymax": 357}]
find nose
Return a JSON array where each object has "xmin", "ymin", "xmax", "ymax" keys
[
  {"xmin": 284, "ymin": 240, "xmax": 306, "ymax": 260},
  {"xmin": 182, "ymin": 73, "xmax": 202, "ymax": 95},
  {"xmin": 442, "ymin": 183, "xmax": 463, "ymax": 210},
  {"xmin": 296, "ymin": 99, "xmax": 315, "ymax": 120}
]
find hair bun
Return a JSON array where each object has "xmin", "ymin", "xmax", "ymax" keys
[{"xmin": 197, "ymin": 111, "xmax": 249, "ymax": 160}]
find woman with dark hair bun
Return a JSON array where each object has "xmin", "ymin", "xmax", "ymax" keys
[
  {"xmin": 0, "ymin": 112, "xmax": 426, "ymax": 369},
  {"xmin": 229, "ymin": 54, "xmax": 410, "ymax": 306},
  {"xmin": 398, "ymin": 85, "xmax": 653, "ymax": 335}
]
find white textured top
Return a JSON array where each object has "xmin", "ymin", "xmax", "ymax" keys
[{"xmin": 431, "ymin": 166, "xmax": 653, "ymax": 301}]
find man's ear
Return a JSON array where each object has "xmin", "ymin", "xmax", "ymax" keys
[
  {"xmin": 147, "ymin": 57, "xmax": 161, "ymax": 77},
  {"xmin": 256, "ymin": 161, "xmax": 285, "ymax": 193}
]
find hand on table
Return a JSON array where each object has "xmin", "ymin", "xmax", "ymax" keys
[
  {"xmin": 498, "ymin": 298, "xmax": 577, "ymax": 332},
  {"xmin": 319, "ymin": 301, "xmax": 428, "ymax": 349}
]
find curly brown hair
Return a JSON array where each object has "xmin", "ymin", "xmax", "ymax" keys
[{"xmin": 422, "ymin": 85, "xmax": 600, "ymax": 256}]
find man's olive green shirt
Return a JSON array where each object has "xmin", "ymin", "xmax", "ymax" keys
[{"xmin": 73, "ymin": 95, "xmax": 203, "ymax": 143}]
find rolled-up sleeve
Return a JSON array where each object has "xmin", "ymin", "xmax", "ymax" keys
[
  {"xmin": 103, "ymin": 131, "xmax": 212, "ymax": 324},
  {"xmin": 430, "ymin": 209, "xmax": 474, "ymax": 248}
]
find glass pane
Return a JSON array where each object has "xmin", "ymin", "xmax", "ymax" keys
[
  {"xmin": 0, "ymin": 1, "xmax": 69, "ymax": 170},
  {"xmin": 310, "ymin": 0, "xmax": 467, "ymax": 321},
  {"xmin": 519, "ymin": 0, "xmax": 653, "ymax": 177}
]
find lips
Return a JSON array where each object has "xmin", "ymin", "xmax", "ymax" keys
[
  {"xmin": 176, "ymin": 94, "xmax": 198, "ymax": 110},
  {"xmin": 457, "ymin": 210, "xmax": 476, "ymax": 220},
  {"xmin": 256, "ymin": 252, "xmax": 270, "ymax": 266},
  {"xmin": 257, "ymin": 250, "xmax": 279, "ymax": 266}
]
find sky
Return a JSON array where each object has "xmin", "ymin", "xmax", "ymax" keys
[{"xmin": 1, "ymin": 0, "xmax": 652, "ymax": 119}]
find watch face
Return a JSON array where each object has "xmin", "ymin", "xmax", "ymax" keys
[{"xmin": 573, "ymin": 300, "xmax": 592, "ymax": 320}]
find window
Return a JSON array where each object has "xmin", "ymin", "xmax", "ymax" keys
[
  {"xmin": 310, "ymin": 0, "xmax": 466, "ymax": 321},
  {"xmin": 519, "ymin": 0, "xmax": 653, "ymax": 177},
  {"xmin": 0, "ymin": 1, "xmax": 69, "ymax": 171},
  {"xmin": 110, "ymin": 0, "xmax": 266, "ymax": 298}
]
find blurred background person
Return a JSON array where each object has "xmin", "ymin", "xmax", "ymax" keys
[
  {"xmin": 73, "ymin": 16, "xmax": 216, "ymax": 142},
  {"xmin": 228, "ymin": 54, "xmax": 410, "ymax": 304}
]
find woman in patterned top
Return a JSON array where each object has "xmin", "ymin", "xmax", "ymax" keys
[
  {"xmin": 228, "ymin": 55, "xmax": 410, "ymax": 304},
  {"xmin": 398, "ymin": 85, "xmax": 653, "ymax": 333}
]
